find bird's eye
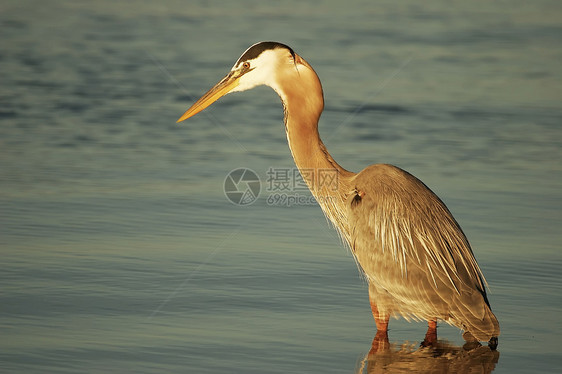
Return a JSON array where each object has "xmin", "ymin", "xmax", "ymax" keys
[{"xmin": 243, "ymin": 62, "xmax": 251, "ymax": 69}]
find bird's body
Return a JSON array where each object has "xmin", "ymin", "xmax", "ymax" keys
[
  {"xmin": 348, "ymin": 164, "xmax": 498, "ymax": 341},
  {"xmin": 178, "ymin": 41, "xmax": 499, "ymax": 348}
]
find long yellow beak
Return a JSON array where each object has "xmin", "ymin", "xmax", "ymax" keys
[{"xmin": 177, "ymin": 73, "xmax": 240, "ymax": 123}]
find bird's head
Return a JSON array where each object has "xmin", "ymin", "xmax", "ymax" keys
[{"xmin": 177, "ymin": 41, "xmax": 302, "ymax": 123}]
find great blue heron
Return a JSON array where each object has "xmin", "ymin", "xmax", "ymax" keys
[{"xmin": 177, "ymin": 41, "xmax": 500, "ymax": 349}]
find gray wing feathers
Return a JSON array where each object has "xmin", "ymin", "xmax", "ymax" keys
[{"xmin": 347, "ymin": 164, "xmax": 499, "ymax": 340}]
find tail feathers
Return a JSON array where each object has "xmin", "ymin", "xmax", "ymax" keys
[{"xmin": 453, "ymin": 302, "xmax": 500, "ymax": 342}]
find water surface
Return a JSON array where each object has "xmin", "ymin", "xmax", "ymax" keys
[{"xmin": 1, "ymin": 1, "xmax": 561, "ymax": 373}]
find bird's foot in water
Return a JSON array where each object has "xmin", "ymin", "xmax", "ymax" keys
[
  {"xmin": 369, "ymin": 330, "xmax": 390, "ymax": 354},
  {"xmin": 420, "ymin": 320, "xmax": 438, "ymax": 348}
]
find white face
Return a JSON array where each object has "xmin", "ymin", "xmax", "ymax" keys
[
  {"xmin": 176, "ymin": 42, "xmax": 302, "ymax": 123},
  {"xmin": 230, "ymin": 48, "xmax": 296, "ymax": 93}
]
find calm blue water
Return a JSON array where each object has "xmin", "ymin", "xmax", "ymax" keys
[{"xmin": 1, "ymin": 1, "xmax": 561, "ymax": 373}]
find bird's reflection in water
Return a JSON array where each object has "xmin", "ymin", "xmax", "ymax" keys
[{"xmin": 356, "ymin": 335, "xmax": 500, "ymax": 373}]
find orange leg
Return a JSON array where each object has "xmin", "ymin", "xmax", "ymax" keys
[
  {"xmin": 369, "ymin": 302, "xmax": 390, "ymax": 353},
  {"xmin": 421, "ymin": 319, "xmax": 438, "ymax": 347},
  {"xmin": 368, "ymin": 283, "xmax": 390, "ymax": 333},
  {"xmin": 368, "ymin": 286, "xmax": 390, "ymax": 353},
  {"xmin": 370, "ymin": 301, "xmax": 390, "ymax": 332}
]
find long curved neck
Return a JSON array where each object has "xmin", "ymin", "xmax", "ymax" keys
[
  {"xmin": 277, "ymin": 57, "xmax": 352, "ymax": 178},
  {"xmin": 284, "ymin": 89, "xmax": 344, "ymax": 175},
  {"xmin": 274, "ymin": 56, "xmax": 354, "ymax": 236}
]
